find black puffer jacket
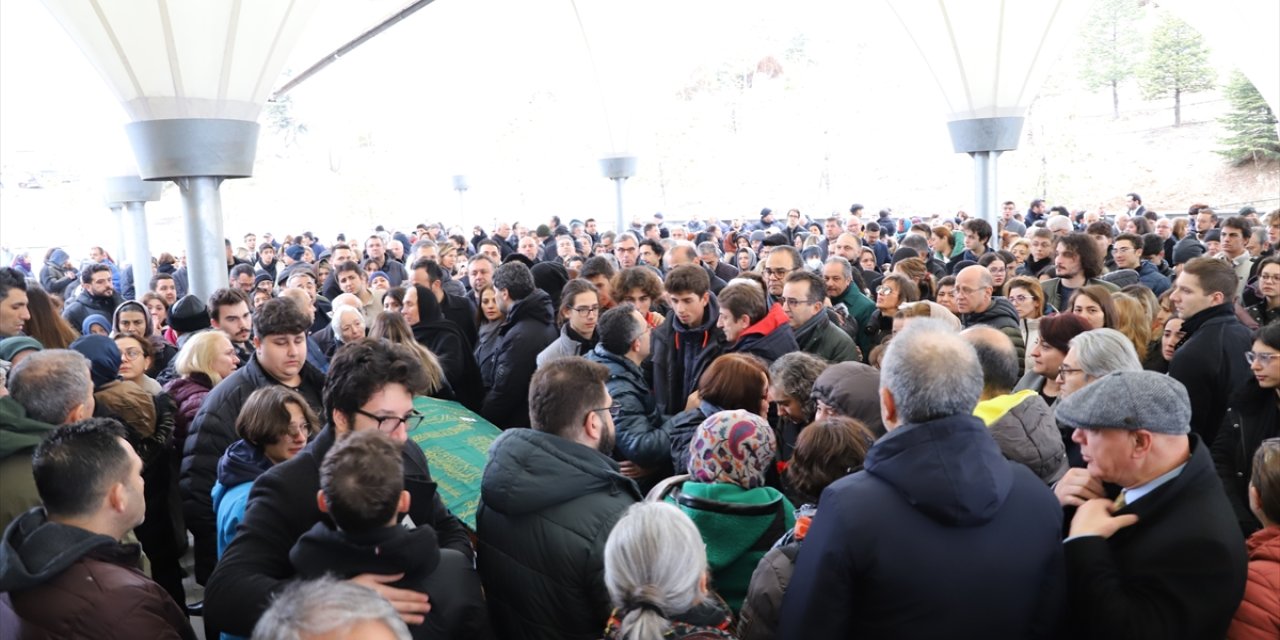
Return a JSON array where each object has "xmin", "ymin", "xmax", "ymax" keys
[
  {"xmin": 962, "ymin": 297, "xmax": 1027, "ymax": 376},
  {"xmin": 477, "ymin": 428, "xmax": 642, "ymax": 640},
  {"xmin": 479, "ymin": 289, "xmax": 557, "ymax": 429},
  {"xmin": 180, "ymin": 356, "xmax": 325, "ymax": 584},
  {"xmin": 725, "ymin": 304, "xmax": 799, "ymax": 365},
  {"xmin": 585, "ymin": 346, "xmax": 672, "ymax": 472},
  {"xmin": 61, "ymin": 289, "xmax": 124, "ymax": 332}
]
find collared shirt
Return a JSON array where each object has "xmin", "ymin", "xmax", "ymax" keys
[
  {"xmin": 1063, "ymin": 461, "xmax": 1187, "ymax": 543},
  {"xmin": 1117, "ymin": 461, "xmax": 1188, "ymax": 508}
]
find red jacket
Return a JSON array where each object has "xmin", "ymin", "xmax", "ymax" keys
[{"xmin": 1228, "ymin": 526, "xmax": 1280, "ymax": 640}]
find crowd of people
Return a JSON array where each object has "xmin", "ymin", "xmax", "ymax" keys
[{"xmin": 0, "ymin": 197, "xmax": 1277, "ymax": 639}]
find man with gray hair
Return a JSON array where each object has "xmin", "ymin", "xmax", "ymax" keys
[
  {"xmin": 780, "ymin": 320, "xmax": 1065, "ymax": 638},
  {"xmin": 698, "ymin": 241, "xmax": 738, "ymax": 283},
  {"xmin": 0, "ymin": 349, "xmax": 96, "ymax": 526},
  {"xmin": 963, "ymin": 326, "xmax": 1068, "ymax": 485},
  {"xmin": 252, "ymin": 576, "xmax": 411, "ymax": 640},
  {"xmin": 1054, "ymin": 371, "xmax": 1246, "ymax": 639}
]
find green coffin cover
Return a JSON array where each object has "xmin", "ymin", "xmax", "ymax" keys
[{"xmin": 409, "ymin": 395, "xmax": 501, "ymax": 530}]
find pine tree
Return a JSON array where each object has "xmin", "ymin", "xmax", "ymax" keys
[
  {"xmin": 1138, "ymin": 13, "xmax": 1215, "ymax": 127},
  {"xmin": 1078, "ymin": 0, "xmax": 1142, "ymax": 120},
  {"xmin": 1216, "ymin": 71, "xmax": 1280, "ymax": 166}
]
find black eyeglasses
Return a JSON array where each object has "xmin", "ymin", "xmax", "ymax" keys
[
  {"xmin": 353, "ymin": 408, "xmax": 425, "ymax": 433},
  {"xmin": 584, "ymin": 404, "xmax": 613, "ymax": 423}
]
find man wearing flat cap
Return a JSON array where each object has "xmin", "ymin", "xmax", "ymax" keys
[{"xmin": 1055, "ymin": 371, "xmax": 1246, "ymax": 640}]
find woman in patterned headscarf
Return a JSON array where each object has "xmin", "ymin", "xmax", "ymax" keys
[{"xmin": 650, "ymin": 409, "xmax": 795, "ymax": 614}]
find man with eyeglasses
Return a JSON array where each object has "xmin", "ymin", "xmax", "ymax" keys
[
  {"xmin": 763, "ymin": 245, "xmax": 803, "ymax": 299},
  {"xmin": 1113, "ymin": 233, "xmax": 1170, "ymax": 295},
  {"xmin": 782, "ymin": 270, "xmax": 859, "ymax": 364},
  {"xmin": 954, "ymin": 266, "xmax": 1026, "ymax": 376},
  {"xmin": 205, "ymin": 338, "xmax": 473, "ymax": 637},
  {"xmin": 478, "ymin": 357, "xmax": 642, "ymax": 640},
  {"xmin": 613, "ymin": 232, "xmax": 641, "ymax": 269},
  {"xmin": 586, "ymin": 305, "xmax": 671, "ymax": 492},
  {"xmin": 181, "ymin": 297, "xmax": 326, "ymax": 586},
  {"xmin": 1054, "ymin": 371, "xmax": 1246, "ymax": 640}
]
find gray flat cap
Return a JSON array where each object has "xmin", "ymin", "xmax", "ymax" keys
[{"xmin": 1055, "ymin": 371, "xmax": 1191, "ymax": 435}]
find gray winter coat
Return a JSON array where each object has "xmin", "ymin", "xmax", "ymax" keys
[{"xmin": 977, "ymin": 391, "xmax": 1068, "ymax": 485}]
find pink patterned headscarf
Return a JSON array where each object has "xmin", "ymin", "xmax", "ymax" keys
[{"xmin": 688, "ymin": 409, "xmax": 776, "ymax": 489}]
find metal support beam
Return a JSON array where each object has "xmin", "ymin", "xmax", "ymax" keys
[{"xmin": 178, "ymin": 177, "xmax": 229, "ymax": 303}]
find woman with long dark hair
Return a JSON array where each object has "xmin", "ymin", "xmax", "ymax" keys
[{"xmin": 402, "ymin": 283, "xmax": 482, "ymax": 410}]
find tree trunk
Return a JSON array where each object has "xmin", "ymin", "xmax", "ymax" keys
[
  {"xmin": 1174, "ymin": 87, "xmax": 1182, "ymax": 127},
  {"xmin": 1112, "ymin": 80, "xmax": 1120, "ymax": 120}
]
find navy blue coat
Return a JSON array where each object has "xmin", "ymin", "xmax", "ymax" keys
[{"xmin": 779, "ymin": 414, "xmax": 1065, "ymax": 639}]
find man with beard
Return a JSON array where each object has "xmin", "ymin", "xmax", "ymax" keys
[
  {"xmin": 477, "ymin": 357, "xmax": 641, "ymax": 640},
  {"xmin": 62, "ymin": 263, "xmax": 123, "ymax": 330},
  {"xmin": 480, "ymin": 262, "xmax": 557, "ymax": 429},
  {"xmin": 209, "ymin": 288, "xmax": 255, "ymax": 367}
]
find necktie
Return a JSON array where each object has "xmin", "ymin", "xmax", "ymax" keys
[{"xmin": 1113, "ymin": 491, "xmax": 1127, "ymax": 511}]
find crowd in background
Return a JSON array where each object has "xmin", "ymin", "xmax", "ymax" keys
[{"xmin": 0, "ymin": 195, "xmax": 1277, "ymax": 639}]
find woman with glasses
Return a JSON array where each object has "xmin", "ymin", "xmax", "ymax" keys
[
  {"xmin": 212, "ymin": 386, "xmax": 320, "ymax": 559},
  {"xmin": 1247, "ymin": 256, "xmax": 1280, "ymax": 328},
  {"xmin": 1214, "ymin": 321, "xmax": 1280, "ymax": 537},
  {"xmin": 865, "ymin": 274, "xmax": 919, "ymax": 348},
  {"xmin": 978, "ymin": 251, "xmax": 1014, "ymax": 291},
  {"xmin": 537, "ymin": 279, "xmax": 601, "ymax": 368},
  {"xmin": 1004, "ymin": 276, "xmax": 1048, "ymax": 374},
  {"xmin": 1055, "ymin": 328, "xmax": 1142, "ymax": 467},
  {"xmin": 403, "ymin": 283, "xmax": 482, "ymax": 411},
  {"xmin": 115, "ymin": 332, "xmax": 163, "ymax": 396},
  {"xmin": 1014, "ymin": 313, "xmax": 1093, "ymax": 407}
]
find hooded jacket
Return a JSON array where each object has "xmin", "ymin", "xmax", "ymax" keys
[
  {"xmin": 962, "ymin": 297, "xmax": 1028, "ymax": 376},
  {"xmin": 477, "ymin": 428, "xmax": 642, "ymax": 640},
  {"xmin": 180, "ymin": 355, "xmax": 325, "ymax": 584},
  {"xmin": 793, "ymin": 310, "xmax": 859, "ymax": 363},
  {"xmin": 0, "ymin": 509, "xmax": 195, "ymax": 639},
  {"xmin": 1168, "ymin": 303, "xmax": 1254, "ymax": 446},
  {"xmin": 210, "ymin": 440, "xmax": 274, "ymax": 558},
  {"xmin": 203, "ymin": 425, "xmax": 471, "ymax": 636},
  {"xmin": 288, "ymin": 522, "xmax": 495, "ymax": 640},
  {"xmin": 726, "ymin": 304, "xmax": 799, "ymax": 365},
  {"xmin": 666, "ymin": 480, "xmax": 795, "ymax": 613},
  {"xmin": 779, "ymin": 414, "xmax": 1065, "ymax": 639},
  {"xmin": 652, "ymin": 294, "xmax": 726, "ymax": 415},
  {"xmin": 973, "ymin": 390, "xmax": 1069, "ymax": 485},
  {"xmin": 62, "ymin": 288, "xmax": 124, "ymax": 334},
  {"xmin": 585, "ymin": 345, "xmax": 672, "ymax": 472},
  {"xmin": 410, "ymin": 285, "xmax": 483, "ymax": 411},
  {"xmin": 479, "ymin": 289, "xmax": 558, "ymax": 429},
  {"xmin": 810, "ymin": 362, "xmax": 885, "ymax": 437},
  {"xmin": 38, "ymin": 248, "xmax": 76, "ymax": 298},
  {"xmin": 0, "ymin": 398, "xmax": 58, "ymax": 528},
  {"xmin": 1228, "ymin": 527, "xmax": 1280, "ymax": 640}
]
